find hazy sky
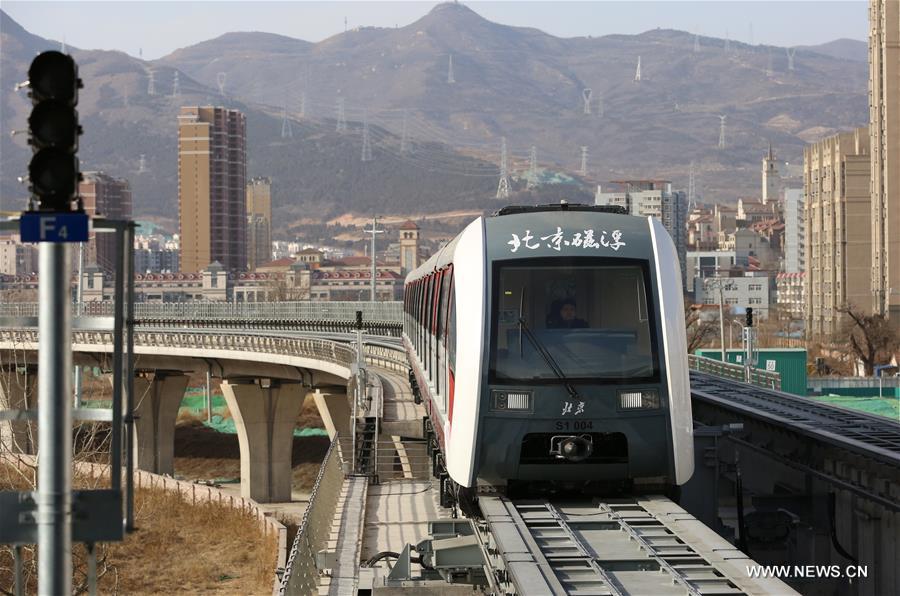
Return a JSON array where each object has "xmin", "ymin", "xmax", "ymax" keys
[{"xmin": 3, "ymin": 1, "xmax": 867, "ymax": 60}]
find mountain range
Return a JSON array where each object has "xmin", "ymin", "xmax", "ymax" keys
[{"xmin": 0, "ymin": 4, "xmax": 869, "ymax": 228}]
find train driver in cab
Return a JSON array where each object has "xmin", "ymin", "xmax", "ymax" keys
[{"xmin": 546, "ymin": 297, "xmax": 589, "ymax": 329}]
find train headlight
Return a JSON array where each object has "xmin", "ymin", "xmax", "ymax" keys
[
  {"xmin": 617, "ymin": 390, "xmax": 660, "ymax": 410},
  {"xmin": 491, "ymin": 390, "xmax": 533, "ymax": 412}
]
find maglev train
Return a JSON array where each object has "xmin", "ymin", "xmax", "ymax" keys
[{"xmin": 402, "ymin": 203, "xmax": 693, "ymax": 502}]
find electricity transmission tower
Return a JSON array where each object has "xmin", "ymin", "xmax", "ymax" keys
[
  {"xmin": 400, "ymin": 110, "xmax": 409, "ymax": 153},
  {"xmin": 281, "ymin": 101, "xmax": 293, "ymax": 139},
  {"xmin": 447, "ymin": 54, "xmax": 455, "ymax": 84},
  {"xmin": 634, "ymin": 56, "xmax": 642, "ymax": 82},
  {"xmin": 336, "ymin": 97, "xmax": 347, "ymax": 133},
  {"xmin": 688, "ymin": 161, "xmax": 696, "ymax": 211},
  {"xmin": 527, "ymin": 145, "xmax": 537, "ymax": 188},
  {"xmin": 216, "ymin": 72, "xmax": 226, "ymax": 96},
  {"xmin": 786, "ymin": 47, "xmax": 796, "ymax": 71},
  {"xmin": 299, "ymin": 93, "xmax": 306, "ymax": 118},
  {"xmin": 496, "ymin": 137, "xmax": 510, "ymax": 200},
  {"xmin": 580, "ymin": 146, "xmax": 588, "ymax": 176},
  {"xmin": 583, "ymin": 88, "xmax": 592, "ymax": 114},
  {"xmin": 361, "ymin": 109, "xmax": 373, "ymax": 161},
  {"xmin": 172, "ymin": 71, "xmax": 180, "ymax": 97},
  {"xmin": 694, "ymin": 33, "xmax": 700, "ymax": 53},
  {"xmin": 718, "ymin": 115, "xmax": 727, "ymax": 149},
  {"xmin": 147, "ymin": 69, "xmax": 155, "ymax": 95}
]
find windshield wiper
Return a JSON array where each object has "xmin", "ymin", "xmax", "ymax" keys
[{"xmin": 518, "ymin": 315, "xmax": 581, "ymax": 401}]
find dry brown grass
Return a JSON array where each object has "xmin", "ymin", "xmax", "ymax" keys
[
  {"xmin": 0, "ymin": 463, "xmax": 277, "ymax": 595},
  {"xmin": 172, "ymin": 422, "xmax": 330, "ymax": 490}
]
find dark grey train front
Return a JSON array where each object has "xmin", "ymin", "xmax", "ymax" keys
[{"xmin": 403, "ymin": 205, "xmax": 694, "ymax": 494}]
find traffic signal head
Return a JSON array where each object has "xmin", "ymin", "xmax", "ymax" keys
[
  {"xmin": 28, "ymin": 51, "xmax": 80, "ymax": 105},
  {"xmin": 26, "ymin": 51, "xmax": 82, "ymax": 212},
  {"xmin": 746, "ymin": 307, "xmax": 754, "ymax": 328}
]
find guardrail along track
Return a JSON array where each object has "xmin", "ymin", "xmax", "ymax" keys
[{"xmin": 691, "ymin": 372, "xmax": 900, "ymax": 466}]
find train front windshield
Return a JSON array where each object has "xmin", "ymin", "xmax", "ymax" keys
[{"xmin": 490, "ymin": 260, "xmax": 659, "ymax": 382}]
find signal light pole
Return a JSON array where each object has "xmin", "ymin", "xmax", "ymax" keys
[{"xmin": 23, "ymin": 50, "xmax": 84, "ymax": 595}]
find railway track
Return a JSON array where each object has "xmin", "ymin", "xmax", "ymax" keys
[
  {"xmin": 475, "ymin": 495, "xmax": 793, "ymax": 595},
  {"xmin": 690, "ymin": 372, "xmax": 900, "ymax": 467}
]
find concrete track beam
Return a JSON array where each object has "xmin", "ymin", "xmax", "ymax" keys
[
  {"xmin": 0, "ymin": 367, "xmax": 38, "ymax": 454},
  {"xmin": 132, "ymin": 372, "xmax": 189, "ymax": 475},
  {"xmin": 220, "ymin": 379, "xmax": 307, "ymax": 503},
  {"xmin": 313, "ymin": 389, "xmax": 351, "ymax": 440}
]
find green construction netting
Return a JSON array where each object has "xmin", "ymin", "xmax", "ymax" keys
[
  {"xmin": 810, "ymin": 395, "xmax": 899, "ymax": 420},
  {"xmin": 82, "ymin": 390, "xmax": 328, "ymax": 437}
]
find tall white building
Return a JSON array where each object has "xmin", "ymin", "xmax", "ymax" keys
[
  {"xmin": 783, "ymin": 188, "xmax": 805, "ymax": 274},
  {"xmin": 596, "ymin": 180, "xmax": 687, "ymax": 285}
]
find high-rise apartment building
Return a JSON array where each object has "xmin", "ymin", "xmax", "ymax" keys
[
  {"xmin": 79, "ymin": 171, "xmax": 133, "ymax": 271},
  {"xmin": 869, "ymin": 0, "xmax": 900, "ymax": 324},
  {"xmin": 178, "ymin": 106, "xmax": 247, "ymax": 273},
  {"xmin": 783, "ymin": 188, "xmax": 805, "ymax": 274},
  {"xmin": 596, "ymin": 180, "xmax": 687, "ymax": 285},
  {"xmin": 246, "ymin": 177, "xmax": 272, "ymax": 270},
  {"xmin": 804, "ymin": 127, "xmax": 871, "ymax": 337}
]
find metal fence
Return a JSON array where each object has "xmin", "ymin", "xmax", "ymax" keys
[
  {"xmin": 688, "ymin": 354, "xmax": 782, "ymax": 391},
  {"xmin": 808, "ymin": 377, "xmax": 900, "ymax": 390},
  {"xmin": 0, "ymin": 300, "xmax": 404, "ymax": 323},
  {"xmin": 279, "ymin": 435, "xmax": 344, "ymax": 595},
  {"xmin": 0, "ymin": 328, "xmax": 359, "ymax": 369}
]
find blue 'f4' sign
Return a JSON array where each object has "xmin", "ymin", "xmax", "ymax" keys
[{"xmin": 19, "ymin": 212, "xmax": 89, "ymax": 243}]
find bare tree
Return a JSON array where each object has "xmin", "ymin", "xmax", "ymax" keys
[
  {"xmin": 836, "ymin": 304, "xmax": 899, "ymax": 376},
  {"xmin": 685, "ymin": 302, "xmax": 718, "ymax": 353}
]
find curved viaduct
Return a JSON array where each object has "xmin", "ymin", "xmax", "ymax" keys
[{"xmin": 0, "ymin": 328, "xmax": 418, "ymax": 503}]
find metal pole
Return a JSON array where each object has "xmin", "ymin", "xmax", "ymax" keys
[
  {"xmin": 37, "ymin": 242, "xmax": 73, "ymax": 596},
  {"xmin": 717, "ymin": 280, "xmax": 726, "ymax": 362},
  {"xmin": 125, "ymin": 223, "xmax": 136, "ymax": 532},
  {"xmin": 370, "ymin": 216, "xmax": 377, "ymax": 302},
  {"xmin": 206, "ymin": 368, "xmax": 212, "ymax": 423},
  {"xmin": 74, "ymin": 242, "xmax": 84, "ymax": 407}
]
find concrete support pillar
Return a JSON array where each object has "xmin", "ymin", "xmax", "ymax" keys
[
  {"xmin": 132, "ymin": 372, "xmax": 189, "ymax": 475},
  {"xmin": 0, "ymin": 368, "xmax": 38, "ymax": 454},
  {"xmin": 313, "ymin": 388, "xmax": 351, "ymax": 440},
  {"xmin": 220, "ymin": 379, "xmax": 307, "ymax": 503}
]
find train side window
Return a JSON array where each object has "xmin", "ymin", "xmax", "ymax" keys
[
  {"xmin": 425, "ymin": 275, "xmax": 433, "ymax": 379},
  {"xmin": 447, "ymin": 271, "xmax": 456, "ymax": 375},
  {"xmin": 434, "ymin": 271, "xmax": 444, "ymax": 396}
]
